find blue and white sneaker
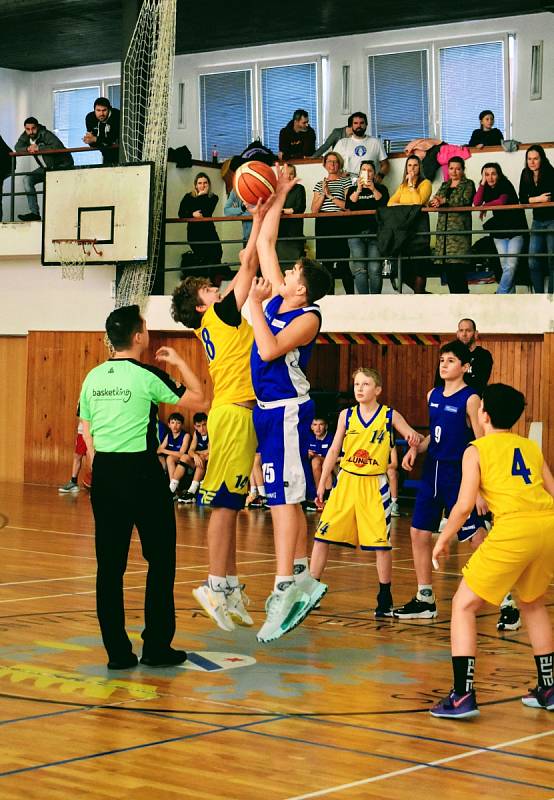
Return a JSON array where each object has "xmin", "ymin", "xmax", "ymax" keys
[
  {"xmin": 521, "ymin": 685, "xmax": 554, "ymax": 710},
  {"xmin": 256, "ymin": 583, "xmax": 310, "ymax": 643},
  {"xmin": 430, "ymin": 689, "xmax": 480, "ymax": 720}
]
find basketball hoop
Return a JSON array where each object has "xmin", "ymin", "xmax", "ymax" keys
[{"xmin": 52, "ymin": 238, "xmax": 103, "ymax": 281}]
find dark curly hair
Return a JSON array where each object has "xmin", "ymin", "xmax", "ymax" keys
[{"xmin": 171, "ymin": 277, "xmax": 212, "ymax": 329}]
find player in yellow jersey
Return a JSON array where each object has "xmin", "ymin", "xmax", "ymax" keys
[
  {"xmin": 431, "ymin": 383, "xmax": 554, "ymax": 719},
  {"xmin": 310, "ymin": 368, "xmax": 421, "ymax": 616},
  {"xmin": 171, "ymin": 197, "xmax": 274, "ymax": 633}
]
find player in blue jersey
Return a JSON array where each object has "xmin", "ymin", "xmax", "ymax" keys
[
  {"xmin": 249, "ymin": 165, "xmax": 333, "ymax": 643},
  {"xmin": 394, "ymin": 340, "xmax": 488, "ymax": 619},
  {"xmin": 305, "ymin": 416, "xmax": 335, "ymax": 511}
]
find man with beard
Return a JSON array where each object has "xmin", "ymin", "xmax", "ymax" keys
[{"xmin": 334, "ymin": 112, "xmax": 389, "ymax": 181}]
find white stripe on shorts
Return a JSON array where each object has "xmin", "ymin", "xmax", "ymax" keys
[{"xmin": 283, "ymin": 403, "xmax": 306, "ymax": 504}]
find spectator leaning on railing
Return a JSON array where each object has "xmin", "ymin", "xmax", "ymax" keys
[
  {"xmin": 429, "ymin": 156, "xmax": 475, "ymax": 295},
  {"xmin": 474, "ymin": 163, "xmax": 527, "ymax": 295},
  {"xmin": 519, "ymin": 144, "xmax": 554, "ymax": 294},
  {"xmin": 83, "ymin": 96, "xmax": 120, "ymax": 165},
  {"xmin": 14, "ymin": 116, "xmax": 73, "ymax": 222},
  {"xmin": 0, "ymin": 133, "xmax": 11, "ymax": 222}
]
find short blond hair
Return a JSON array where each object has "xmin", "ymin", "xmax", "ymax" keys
[
  {"xmin": 323, "ymin": 150, "xmax": 344, "ymax": 170},
  {"xmin": 352, "ymin": 367, "xmax": 382, "ymax": 387}
]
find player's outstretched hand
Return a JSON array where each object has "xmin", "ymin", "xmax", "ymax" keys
[
  {"xmin": 156, "ymin": 346, "xmax": 182, "ymax": 366},
  {"xmin": 316, "ymin": 479, "xmax": 326, "ymax": 503},
  {"xmin": 475, "ymin": 492, "xmax": 489, "ymax": 516},
  {"xmin": 249, "ymin": 276, "xmax": 272, "ymax": 303},
  {"xmin": 401, "ymin": 448, "xmax": 417, "ymax": 472},
  {"xmin": 247, "ymin": 195, "xmax": 276, "ymax": 220},
  {"xmin": 432, "ymin": 535, "xmax": 450, "ymax": 565},
  {"xmin": 274, "ymin": 162, "xmax": 299, "ymax": 196},
  {"xmin": 406, "ymin": 429, "xmax": 423, "ymax": 448}
]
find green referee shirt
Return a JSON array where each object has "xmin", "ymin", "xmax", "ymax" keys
[{"xmin": 79, "ymin": 358, "xmax": 185, "ymax": 453}]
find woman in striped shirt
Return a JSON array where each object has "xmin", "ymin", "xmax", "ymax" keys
[{"xmin": 311, "ymin": 151, "xmax": 354, "ymax": 293}]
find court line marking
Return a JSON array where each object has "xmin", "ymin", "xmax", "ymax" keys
[
  {"xmin": 1, "ymin": 702, "xmax": 551, "ymax": 793},
  {"xmin": 0, "ymin": 558, "xmax": 274, "ymax": 588},
  {"xmin": 0, "ymin": 714, "xmax": 286, "ymax": 778},
  {"xmin": 305, "ymin": 715, "xmax": 554, "ymax": 765},
  {"xmin": 283, "ymin": 728, "xmax": 554, "ymax": 799},
  {"xmin": 4, "ymin": 525, "xmax": 277, "ymax": 558}
]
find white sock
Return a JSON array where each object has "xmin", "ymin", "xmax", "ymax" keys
[
  {"xmin": 417, "ymin": 584, "xmax": 434, "ymax": 602},
  {"xmin": 169, "ymin": 478, "xmax": 179, "ymax": 493},
  {"xmin": 189, "ymin": 480, "xmax": 200, "ymax": 494},
  {"xmin": 293, "ymin": 557, "xmax": 309, "ymax": 583},
  {"xmin": 226, "ymin": 575, "xmax": 240, "ymax": 590},
  {"xmin": 249, "ymin": 487, "xmax": 259, "ymax": 497},
  {"xmin": 391, "ymin": 496, "xmax": 398, "ymax": 503},
  {"xmin": 274, "ymin": 575, "xmax": 294, "ymax": 593},
  {"xmin": 208, "ymin": 574, "xmax": 228, "ymax": 593},
  {"xmin": 256, "ymin": 485, "xmax": 266, "ymax": 497}
]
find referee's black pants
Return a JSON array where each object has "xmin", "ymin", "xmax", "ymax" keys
[{"xmin": 90, "ymin": 451, "xmax": 177, "ymax": 660}]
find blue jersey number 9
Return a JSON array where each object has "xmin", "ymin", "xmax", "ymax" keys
[
  {"xmin": 511, "ymin": 447, "xmax": 532, "ymax": 484},
  {"xmin": 201, "ymin": 327, "xmax": 216, "ymax": 362}
]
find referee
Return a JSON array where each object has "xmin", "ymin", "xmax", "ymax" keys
[{"xmin": 80, "ymin": 305, "xmax": 206, "ymax": 669}]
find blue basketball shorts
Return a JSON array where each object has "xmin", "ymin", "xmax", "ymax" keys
[
  {"xmin": 411, "ymin": 457, "xmax": 486, "ymax": 541},
  {"xmin": 253, "ymin": 398, "xmax": 315, "ymax": 506}
]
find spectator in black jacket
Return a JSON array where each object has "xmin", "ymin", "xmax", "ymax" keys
[
  {"xmin": 14, "ymin": 117, "xmax": 74, "ymax": 221},
  {"xmin": 468, "ymin": 110, "xmax": 503, "ymax": 148},
  {"xmin": 0, "ymin": 134, "xmax": 12, "ymax": 222},
  {"xmin": 276, "ymin": 164, "xmax": 306, "ymax": 265},
  {"xmin": 178, "ymin": 172, "xmax": 223, "ymax": 275},
  {"xmin": 278, "ymin": 109, "xmax": 316, "ymax": 161},
  {"xmin": 83, "ymin": 97, "xmax": 120, "ymax": 165},
  {"xmin": 434, "ymin": 318, "xmax": 493, "ymax": 395},
  {"xmin": 519, "ymin": 144, "xmax": 554, "ymax": 294}
]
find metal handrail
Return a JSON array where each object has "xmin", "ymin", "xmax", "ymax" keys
[
  {"xmin": 2, "ymin": 144, "xmax": 118, "ymax": 221},
  {"xmin": 167, "ymin": 204, "xmax": 554, "ymax": 292}
]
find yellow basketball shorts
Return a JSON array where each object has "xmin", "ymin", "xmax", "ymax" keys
[
  {"xmin": 462, "ymin": 512, "xmax": 554, "ymax": 605},
  {"xmin": 314, "ymin": 471, "xmax": 392, "ymax": 550},
  {"xmin": 198, "ymin": 404, "xmax": 257, "ymax": 510}
]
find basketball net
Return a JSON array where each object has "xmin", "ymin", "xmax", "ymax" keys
[
  {"xmin": 53, "ymin": 239, "xmax": 89, "ymax": 281},
  {"xmin": 118, "ymin": 0, "xmax": 177, "ymax": 309}
]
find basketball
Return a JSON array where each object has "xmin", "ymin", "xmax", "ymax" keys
[{"xmin": 233, "ymin": 160, "xmax": 277, "ymax": 205}]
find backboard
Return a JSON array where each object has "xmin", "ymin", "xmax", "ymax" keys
[{"xmin": 41, "ymin": 162, "xmax": 153, "ymax": 266}]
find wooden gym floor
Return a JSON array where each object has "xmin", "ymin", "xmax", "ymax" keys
[{"xmin": 0, "ymin": 481, "xmax": 553, "ymax": 799}]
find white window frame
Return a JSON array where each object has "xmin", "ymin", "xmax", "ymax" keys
[
  {"xmin": 365, "ymin": 33, "xmax": 512, "ymax": 141},
  {"xmin": 196, "ymin": 64, "xmax": 255, "ymax": 161},
  {"xmin": 365, "ymin": 42, "xmax": 433, "ymax": 139},
  {"xmin": 432, "ymin": 33, "xmax": 511, "ymax": 140},
  {"xmin": 51, "ymin": 77, "xmax": 121, "ymax": 134},
  {"xmin": 197, "ymin": 54, "xmax": 322, "ymax": 156}
]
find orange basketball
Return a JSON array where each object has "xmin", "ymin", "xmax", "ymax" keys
[{"xmin": 234, "ymin": 161, "xmax": 277, "ymax": 205}]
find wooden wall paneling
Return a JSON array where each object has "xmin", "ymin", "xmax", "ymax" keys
[
  {"xmin": 24, "ymin": 331, "xmax": 108, "ymax": 485},
  {"xmin": 149, "ymin": 332, "xmax": 212, "ymax": 432},
  {"xmin": 19, "ymin": 331, "xmax": 552, "ymax": 486},
  {"xmin": 0, "ymin": 336, "xmax": 28, "ymax": 482},
  {"xmin": 540, "ymin": 333, "xmax": 554, "ymax": 467}
]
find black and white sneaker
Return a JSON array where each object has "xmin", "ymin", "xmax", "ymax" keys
[
  {"xmin": 178, "ymin": 491, "xmax": 197, "ymax": 504},
  {"xmin": 393, "ymin": 596, "xmax": 437, "ymax": 619},
  {"xmin": 497, "ymin": 605, "xmax": 521, "ymax": 631}
]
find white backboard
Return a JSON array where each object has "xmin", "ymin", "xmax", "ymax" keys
[{"xmin": 42, "ymin": 163, "xmax": 153, "ymax": 265}]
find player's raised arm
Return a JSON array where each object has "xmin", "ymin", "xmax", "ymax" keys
[
  {"xmin": 223, "ymin": 196, "xmax": 276, "ymax": 310},
  {"xmin": 248, "ymin": 277, "xmax": 319, "ymax": 361},
  {"xmin": 155, "ymin": 346, "xmax": 208, "ymax": 411},
  {"xmin": 256, "ymin": 164, "xmax": 300, "ymax": 294},
  {"xmin": 433, "ymin": 446, "xmax": 482, "ymax": 561}
]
